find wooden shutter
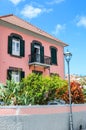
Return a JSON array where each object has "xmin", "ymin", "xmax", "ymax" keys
[
  {"xmin": 8, "ymin": 36, "xmax": 12, "ymax": 54},
  {"xmin": 20, "ymin": 71, "xmax": 25, "ymax": 81},
  {"xmin": 20, "ymin": 39, "xmax": 25, "ymax": 57},
  {"xmin": 51, "ymin": 47, "xmax": 57, "ymax": 65},
  {"xmin": 31, "ymin": 42, "xmax": 35, "ymax": 62},
  {"xmin": 40, "ymin": 46, "xmax": 44, "ymax": 63},
  {"xmin": 7, "ymin": 69, "xmax": 12, "ymax": 80}
]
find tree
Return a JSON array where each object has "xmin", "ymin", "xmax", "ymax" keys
[
  {"xmin": 1, "ymin": 80, "xmax": 24, "ymax": 105},
  {"xmin": 62, "ymin": 81, "xmax": 84, "ymax": 104},
  {"xmin": 55, "ymin": 84, "xmax": 68, "ymax": 100},
  {"xmin": 79, "ymin": 77, "xmax": 86, "ymax": 102},
  {"xmin": 79, "ymin": 77, "xmax": 86, "ymax": 86},
  {"xmin": 20, "ymin": 73, "xmax": 67, "ymax": 105},
  {"xmin": 1, "ymin": 74, "xmax": 84, "ymax": 105}
]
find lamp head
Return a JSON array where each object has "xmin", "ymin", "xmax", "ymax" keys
[{"xmin": 64, "ymin": 50, "xmax": 72, "ymax": 62}]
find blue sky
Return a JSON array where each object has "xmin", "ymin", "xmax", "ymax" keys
[{"xmin": 0, "ymin": 0, "xmax": 86, "ymax": 76}]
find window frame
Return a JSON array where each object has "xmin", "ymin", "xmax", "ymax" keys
[
  {"xmin": 7, "ymin": 68, "xmax": 25, "ymax": 82},
  {"xmin": 50, "ymin": 73, "xmax": 59, "ymax": 77},
  {"xmin": 12, "ymin": 38, "xmax": 20, "ymax": 56},
  {"xmin": 8, "ymin": 33, "xmax": 25, "ymax": 57},
  {"xmin": 11, "ymin": 71, "xmax": 20, "ymax": 83},
  {"xmin": 31, "ymin": 40, "xmax": 44, "ymax": 63},
  {"xmin": 32, "ymin": 70, "xmax": 43, "ymax": 75}
]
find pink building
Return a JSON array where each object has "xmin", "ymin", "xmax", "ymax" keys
[{"xmin": 0, "ymin": 14, "xmax": 67, "ymax": 84}]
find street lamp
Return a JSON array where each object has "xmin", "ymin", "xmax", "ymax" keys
[{"xmin": 64, "ymin": 50, "xmax": 74, "ymax": 130}]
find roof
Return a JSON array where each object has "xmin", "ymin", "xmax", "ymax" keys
[{"xmin": 0, "ymin": 14, "xmax": 68, "ymax": 47}]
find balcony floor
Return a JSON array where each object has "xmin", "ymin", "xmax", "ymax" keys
[{"xmin": 29, "ymin": 62, "xmax": 50, "ymax": 68}]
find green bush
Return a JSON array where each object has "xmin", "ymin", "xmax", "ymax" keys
[
  {"xmin": 0, "ymin": 73, "xmax": 67, "ymax": 105},
  {"xmin": 20, "ymin": 73, "xmax": 67, "ymax": 105}
]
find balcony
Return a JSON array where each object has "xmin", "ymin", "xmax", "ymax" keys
[{"xmin": 28, "ymin": 54, "xmax": 51, "ymax": 68}]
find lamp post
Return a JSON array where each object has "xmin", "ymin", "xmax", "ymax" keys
[{"xmin": 64, "ymin": 50, "xmax": 74, "ymax": 130}]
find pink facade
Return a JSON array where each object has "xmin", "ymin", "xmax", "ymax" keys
[{"xmin": 0, "ymin": 14, "xmax": 67, "ymax": 84}]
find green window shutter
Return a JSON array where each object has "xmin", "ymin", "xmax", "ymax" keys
[
  {"xmin": 51, "ymin": 47, "xmax": 57, "ymax": 65},
  {"xmin": 7, "ymin": 69, "xmax": 12, "ymax": 80},
  {"xmin": 8, "ymin": 36, "xmax": 12, "ymax": 54},
  {"xmin": 31, "ymin": 43, "xmax": 35, "ymax": 62},
  {"xmin": 20, "ymin": 71, "xmax": 25, "ymax": 81},
  {"xmin": 40, "ymin": 46, "xmax": 44, "ymax": 63},
  {"xmin": 20, "ymin": 39, "xmax": 25, "ymax": 57}
]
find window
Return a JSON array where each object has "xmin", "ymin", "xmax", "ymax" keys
[
  {"xmin": 7, "ymin": 68, "xmax": 25, "ymax": 82},
  {"xmin": 50, "ymin": 73, "xmax": 59, "ymax": 77},
  {"xmin": 31, "ymin": 40, "xmax": 44, "ymax": 63},
  {"xmin": 12, "ymin": 71, "xmax": 20, "ymax": 83},
  {"xmin": 50, "ymin": 47, "xmax": 57, "ymax": 65},
  {"xmin": 32, "ymin": 70, "xmax": 43, "ymax": 75},
  {"xmin": 12, "ymin": 38, "xmax": 20, "ymax": 56},
  {"xmin": 8, "ymin": 33, "xmax": 25, "ymax": 57},
  {"xmin": 34, "ymin": 45, "xmax": 40, "ymax": 62}
]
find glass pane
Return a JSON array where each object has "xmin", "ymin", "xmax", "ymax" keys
[
  {"xmin": 12, "ymin": 42, "xmax": 15, "ymax": 51},
  {"xmin": 16, "ymin": 43, "xmax": 20, "ymax": 51},
  {"xmin": 12, "ymin": 39, "xmax": 20, "ymax": 56},
  {"xmin": 12, "ymin": 71, "xmax": 20, "ymax": 82}
]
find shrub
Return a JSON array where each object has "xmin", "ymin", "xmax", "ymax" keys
[{"xmin": 62, "ymin": 81, "xmax": 84, "ymax": 104}]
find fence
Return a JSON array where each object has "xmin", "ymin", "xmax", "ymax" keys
[{"xmin": 0, "ymin": 104, "xmax": 86, "ymax": 130}]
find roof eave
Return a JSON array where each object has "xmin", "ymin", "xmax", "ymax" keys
[{"xmin": 0, "ymin": 15, "xmax": 68, "ymax": 47}]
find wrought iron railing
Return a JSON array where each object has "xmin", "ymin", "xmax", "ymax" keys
[{"xmin": 29, "ymin": 54, "xmax": 51, "ymax": 65}]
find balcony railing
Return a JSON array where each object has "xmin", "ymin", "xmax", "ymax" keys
[{"xmin": 29, "ymin": 54, "xmax": 51, "ymax": 66}]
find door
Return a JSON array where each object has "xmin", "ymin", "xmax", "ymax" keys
[{"xmin": 34, "ymin": 45, "xmax": 40, "ymax": 62}]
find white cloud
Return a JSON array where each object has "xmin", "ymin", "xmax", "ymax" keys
[
  {"xmin": 9, "ymin": 0, "xmax": 23, "ymax": 5},
  {"xmin": 21, "ymin": 5, "xmax": 52, "ymax": 19},
  {"xmin": 46, "ymin": 0, "xmax": 65, "ymax": 5},
  {"xmin": 42, "ymin": 8, "xmax": 53, "ymax": 13},
  {"xmin": 52, "ymin": 24, "xmax": 66, "ymax": 35},
  {"xmin": 76, "ymin": 16, "xmax": 86, "ymax": 28}
]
